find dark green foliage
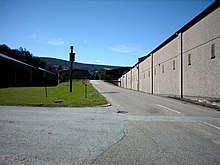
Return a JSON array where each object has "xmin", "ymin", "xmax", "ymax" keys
[{"xmin": 0, "ymin": 44, "xmax": 46, "ymax": 69}]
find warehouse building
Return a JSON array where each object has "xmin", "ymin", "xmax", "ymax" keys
[
  {"xmin": 119, "ymin": 0, "xmax": 220, "ymax": 99},
  {"xmin": 0, "ymin": 53, "xmax": 58, "ymax": 88}
]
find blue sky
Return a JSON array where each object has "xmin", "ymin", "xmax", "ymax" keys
[{"xmin": 0, "ymin": 0, "xmax": 214, "ymax": 66}]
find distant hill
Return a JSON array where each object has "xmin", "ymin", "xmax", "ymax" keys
[{"xmin": 40, "ymin": 57, "xmax": 123, "ymax": 71}]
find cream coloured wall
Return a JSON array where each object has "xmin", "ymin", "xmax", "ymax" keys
[
  {"xmin": 119, "ymin": 3, "xmax": 220, "ymax": 99},
  {"xmin": 183, "ymin": 8, "xmax": 220, "ymax": 98}
]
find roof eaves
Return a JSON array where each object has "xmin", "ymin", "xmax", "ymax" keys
[{"xmin": 139, "ymin": 0, "xmax": 219, "ymax": 61}]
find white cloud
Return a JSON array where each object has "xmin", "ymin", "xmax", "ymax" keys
[
  {"xmin": 47, "ymin": 38, "xmax": 65, "ymax": 46},
  {"xmin": 83, "ymin": 40, "xmax": 89, "ymax": 44},
  {"xmin": 25, "ymin": 34, "xmax": 66, "ymax": 46},
  {"xmin": 109, "ymin": 44, "xmax": 142, "ymax": 54},
  {"xmin": 26, "ymin": 34, "xmax": 36, "ymax": 39}
]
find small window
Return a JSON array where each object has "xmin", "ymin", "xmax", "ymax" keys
[
  {"xmin": 173, "ymin": 60, "xmax": 175, "ymax": 70},
  {"xmin": 154, "ymin": 68, "xmax": 156, "ymax": 75},
  {"xmin": 148, "ymin": 70, "xmax": 150, "ymax": 77},
  {"xmin": 162, "ymin": 64, "xmax": 164, "ymax": 73},
  {"xmin": 188, "ymin": 54, "xmax": 191, "ymax": 66},
  {"xmin": 211, "ymin": 43, "xmax": 215, "ymax": 59}
]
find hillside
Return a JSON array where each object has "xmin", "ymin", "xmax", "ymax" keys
[{"xmin": 40, "ymin": 57, "xmax": 122, "ymax": 71}]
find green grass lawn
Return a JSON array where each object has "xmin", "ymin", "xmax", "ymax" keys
[{"xmin": 0, "ymin": 80, "xmax": 107, "ymax": 107}]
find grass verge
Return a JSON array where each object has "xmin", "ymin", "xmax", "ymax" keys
[{"xmin": 0, "ymin": 80, "xmax": 107, "ymax": 107}]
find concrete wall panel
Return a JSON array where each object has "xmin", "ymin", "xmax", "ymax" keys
[
  {"xmin": 131, "ymin": 67, "xmax": 138, "ymax": 90},
  {"xmin": 139, "ymin": 56, "xmax": 152, "ymax": 93},
  {"xmin": 183, "ymin": 8, "xmax": 220, "ymax": 98},
  {"xmin": 126, "ymin": 70, "xmax": 132, "ymax": 89},
  {"xmin": 153, "ymin": 37, "xmax": 180, "ymax": 96}
]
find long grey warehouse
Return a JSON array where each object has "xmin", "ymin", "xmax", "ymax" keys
[{"xmin": 119, "ymin": 0, "xmax": 220, "ymax": 99}]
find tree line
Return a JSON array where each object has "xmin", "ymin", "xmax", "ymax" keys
[
  {"xmin": 0, "ymin": 44, "xmax": 56, "ymax": 73},
  {"xmin": 0, "ymin": 44, "xmax": 125, "ymax": 82}
]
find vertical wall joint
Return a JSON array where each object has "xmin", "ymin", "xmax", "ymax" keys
[
  {"xmin": 180, "ymin": 32, "xmax": 183, "ymax": 98},
  {"xmin": 151, "ymin": 53, "xmax": 154, "ymax": 94}
]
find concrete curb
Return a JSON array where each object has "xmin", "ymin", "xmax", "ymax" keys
[{"xmin": 167, "ymin": 96, "xmax": 220, "ymax": 111}]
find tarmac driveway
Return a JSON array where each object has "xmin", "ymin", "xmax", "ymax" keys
[
  {"xmin": 0, "ymin": 106, "xmax": 124, "ymax": 164},
  {"xmin": 1, "ymin": 80, "xmax": 220, "ymax": 164}
]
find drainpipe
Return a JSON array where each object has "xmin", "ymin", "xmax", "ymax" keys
[
  {"xmin": 180, "ymin": 32, "xmax": 183, "ymax": 98},
  {"xmin": 131, "ymin": 69, "xmax": 132, "ymax": 89},
  {"xmin": 151, "ymin": 53, "xmax": 154, "ymax": 94},
  {"xmin": 126, "ymin": 73, "xmax": 127, "ymax": 88},
  {"xmin": 137, "ymin": 64, "xmax": 139, "ymax": 91}
]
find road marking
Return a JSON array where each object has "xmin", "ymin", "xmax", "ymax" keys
[
  {"xmin": 201, "ymin": 121, "xmax": 220, "ymax": 130},
  {"xmin": 157, "ymin": 104, "xmax": 181, "ymax": 114}
]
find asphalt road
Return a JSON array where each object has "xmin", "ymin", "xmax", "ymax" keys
[
  {"xmin": 91, "ymin": 80, "xmax": 220, "ymax": 164},
  {"xmin": 0, "ymin": 80, "xmax": 220, "ymax": 164},
  {"xmin": 0, "ymin": 106, "xmax": 123, "ymax": 164}
]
